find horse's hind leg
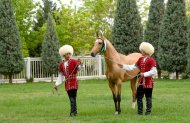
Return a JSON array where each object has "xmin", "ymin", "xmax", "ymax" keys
[
  {"xmin": 116, "ymin": 80, "xmax": 122, "ymax": 114},
  {"xmin": 109, "ymin": 82, "xmax": 118, "ymax": 114},
  {"xmin": 130, "ymin": 77, "xmax": 137, "ymax": 109}
]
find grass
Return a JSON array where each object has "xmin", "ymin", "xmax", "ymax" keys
[{"xmin": 0, "ymin": 79, "xmax": 190, "ymax": 123}]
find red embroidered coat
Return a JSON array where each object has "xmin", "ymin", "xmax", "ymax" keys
[
  {"xmin": 59, "ymin": 59, "xmax": 80, "ymax": 91},
  {"xmin": 136, "ymin": 56, "xmax": 157, "ymax": 88}
]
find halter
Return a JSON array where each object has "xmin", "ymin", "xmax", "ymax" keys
[
  {"xmin": 99, "ymin": 38, "xmax": 107, "ymax": 54},
  {"xmin": 97, "ymin": 38, "xmax": 139, "ymax": 78}
]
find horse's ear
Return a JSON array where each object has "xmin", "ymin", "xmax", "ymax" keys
[
  {"xmin": 100, "ymin": 31, "xmax": 104, "ymax": 38},
  {"xmin": 96, "ymin": 32, "xmax": 99, "ymax": 38}
]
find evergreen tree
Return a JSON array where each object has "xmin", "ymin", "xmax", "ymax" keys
[
  {"xmin": 144, "ymin": 0, "xmax": 165, "ymax": 78},
  {"xmin": 33, "ymin": 0, "xmax": 57, "ymax": 31},
  {"xmin": 27, "ymin": 0, "xmax": 58, "ymax": 57},
  {"xmin": 158, "ymin": 0, "xmax": 188, "ymax": 79},
  {"xmin": 110, "ymin": 0, "xmax": 143, "ymax": 54},
  {"xmin": 187, "ymin": 19, "xmax": 190, "ymax": 72},
  {"xmin": 41, "ymin": 13, "xmax": 60, "ymax": 82},
  {"xmin": 0, "ymin": 0, "xmax": 24, "ymax": 83}
]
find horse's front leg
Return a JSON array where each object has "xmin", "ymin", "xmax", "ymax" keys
[
  {"xmin": 109, "ymin": 82, "xmax": 118, "ymax": 114},
  {"xmin": 117, "ymin": 80, "xmax": 122, "ymax": 114}
]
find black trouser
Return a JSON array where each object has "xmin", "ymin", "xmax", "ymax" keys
[
  {"xmin": 137, "ymin": 85, "xmax": 153, "ymax": 115},
  {"xmin": 67, "ymin": 89, "xmax": 77, "ymax": 115}
]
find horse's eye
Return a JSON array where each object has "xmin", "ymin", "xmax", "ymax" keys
[{"xmin": 99, "ymin": 42, "xmax": 102, "ymax": 45}]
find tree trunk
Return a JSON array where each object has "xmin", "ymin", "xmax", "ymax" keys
[
  {"xmin": 158, "ymin": 69, "xmax": 161, "ymax": 79},
  {"xmin": 176, "ymin": 71, "xmax": 179, "ymax": 79},
  {"xmin": 8, "ymin": 74, "xmax": 13, "ymax": 84},
  {"xmin": 51, "ymin": 74, "xmax": 53, "ymax": 82}
]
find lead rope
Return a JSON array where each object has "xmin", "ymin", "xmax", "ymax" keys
[
  {"xmin": 52, "ymin": 59, "xmax": 82, "ymax": 95},
  {"xmin": 103, "ymin": 56, "xmax": 140, "ymax": 78},
  {"xmin": 100, "ymin": 39, "xmax": 140, "ymax": 78}
]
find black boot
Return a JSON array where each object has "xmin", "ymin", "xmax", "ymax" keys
[
  {"xmin": 145, "ymin": 97, "xmax": 152, "ymax": 115},
  {"xmin": 137, "ymin": 98, "xmax": 143, "ymax": 115},
  {"xmin": 137, "ymin": 86, "xmax": 144, "ymax": 115},
  {"xmin": 73, "ymin": 97, "xmax": 77, "ymax": 115},
  {"xmin": 70, "ymin": 97, "xmax": 76, "ymax": 117}
]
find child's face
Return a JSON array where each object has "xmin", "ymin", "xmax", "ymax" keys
[
  {"xmin": 64, "ymin": 53, "xmax": 72, "ymax": 60},
  {"xmin": 141, "ymin": 51, "xmax": 148, "ymax": 56}
]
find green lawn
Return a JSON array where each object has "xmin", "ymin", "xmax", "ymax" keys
[{"xmin": 0, "ymin": 79, "xmax": 190, "ymax": 123}]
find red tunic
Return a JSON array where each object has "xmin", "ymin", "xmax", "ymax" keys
[
  {"xmin": 59, "ymin": 59, "xmax": 80, "ymax": 91},
  {"xmin": 136, "ymin": 56, "xmax": 156, "ymax": 88}
]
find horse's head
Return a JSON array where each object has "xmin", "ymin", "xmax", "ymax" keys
[{"xmin": 90, "ymin": 32, "xmax": 106, "ymax": 57}]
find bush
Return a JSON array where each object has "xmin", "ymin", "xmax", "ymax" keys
[{"xmin": 181, "ymin": 72, "xmax": 190, "ymax": 79}]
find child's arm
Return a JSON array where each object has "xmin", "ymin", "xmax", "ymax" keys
[
  {"xmin": 118, "ymin": 64, "xmax": 138, "ymax": 71},
  {"xmin": 143, "ymin": 67, "xmax": 157, "ymax": 77},
  {"xmin": 55, "ymin": 72, "xmax": 64, "ymax": 87},
  {"xmin": 54, "ymin": 63, "xmax": 64, "ymax": 88},
  {"xmin": 142, "ymin": 58, "xmax": 157, "ymax": 77},
  {"xmin": 77, "ymin": 58, "xmax": 84, "ymax": 70},
  {"xmin": 123, "ymin": 64, "xmax": 138, "ymax": 71}
]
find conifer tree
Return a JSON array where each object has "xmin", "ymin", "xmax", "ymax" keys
[
  {"xmin": 144, "ymin": 0, "xmax": 165, "ymax": 78},
  {"xmin": 0, "ymin": 0, "xmax": 24, "ymax": 83},
  {"xmin": 187, "ymin": 19, "xmax": 190, "ymax": 72},
  {"xmin": 110, "ymin": 0, "xmax": 143, "ymax": 54},
  {"xmin": 41, "ymin": 13, "xmax": 60, "ymax": 82},
  {"xmin": 158, "ymin": 0, "xmax": 188, "ymax": 79}
]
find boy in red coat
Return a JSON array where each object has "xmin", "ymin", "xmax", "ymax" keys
[
  {"xmin": 119, "ymin": 42, "xmax": 157, "ymax": 115},
  {"xmin": 54, "ymin": 45, "xmax": 83, "ymax": 117}
]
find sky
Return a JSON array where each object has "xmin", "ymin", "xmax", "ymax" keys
[
  {"xmin": 34, "ymin": 0, "xmax": 153, "ymax": 8},
  {"xmin": 56, "ymin": 0, "xmax": 83, "ymax": 8},
  {"xmin": 34, "ymin": 0, "xmax": 84, "ymax": 8},
  {"xmin": 33, "ymin": 0, "xmax": 168, "ymax": 22},
  {"xmin": 33, "ymin": 0, "xmax": 153, "ymax": 23}
]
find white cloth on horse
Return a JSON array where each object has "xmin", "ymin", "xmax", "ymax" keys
[{"xmin": 122, "ymin": 57, "xmax": 157, "ymax": 77}]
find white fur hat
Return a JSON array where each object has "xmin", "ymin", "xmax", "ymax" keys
[
  {"xmin": 59, "ymin": 45, "xmax": 74, "ymax": 56},
  {"xmin": 139, "ymin": 42, "xmax": 154, "ymax": 56}
]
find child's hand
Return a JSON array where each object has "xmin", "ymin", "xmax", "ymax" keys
[
  {"xmin": 54, "ymin": 86, "xmax": 58, "ymax": 91},
  {"xmin": 140, "ymin": 73, "xmax": 144, "ymax": 77},
  {"xmin": 118, "ymin": 63, "xmax": 123, "ymax": 68},
  {"xmin": 77, "ymin": 58, "xmax": 82, "ymax": 64}
]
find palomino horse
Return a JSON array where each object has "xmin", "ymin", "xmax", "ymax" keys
[{"xmin": 90, "ymin": 33, "xmax": 142, "ymax": 114}]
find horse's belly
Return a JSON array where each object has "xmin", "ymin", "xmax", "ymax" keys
[
  {"xmin": 106, "ymin": 70, "xmax": 125, "ymax": 82},
  {"xmin": 123, "ymin": 70, "xmax": 139, "ymax": 81}
]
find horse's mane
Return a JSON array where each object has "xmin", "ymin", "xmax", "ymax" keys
[{"xmin": 105, "ymin": 39, "xmax": 118, "ymax": 53}]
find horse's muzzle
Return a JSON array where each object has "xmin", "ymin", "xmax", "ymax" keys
[{"xmin": 90, "ymin": 52, "xmax": 96, "ymax": 57}]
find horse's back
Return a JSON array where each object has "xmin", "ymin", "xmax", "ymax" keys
[{"xmin": 119, "ymin": 52, "xmax": 142, "ymax": 64}]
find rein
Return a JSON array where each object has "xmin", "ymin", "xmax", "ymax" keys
[
  {"xmin": 98, "ymin": 38, "xmax": 139, "ymax": 78},
  {"xmin": 52, "ymin": 60, "xmax": 80, "ymax": 95},
  {"xmin": 103, "ymin": 56, "xmax": 140, "ymax": 78}
]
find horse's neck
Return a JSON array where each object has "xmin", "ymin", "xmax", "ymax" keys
[{"xmin": 104, "ymin": 40, "xmax": 119, "ymax": 67}]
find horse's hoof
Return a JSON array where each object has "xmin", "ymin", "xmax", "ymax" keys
[
  {"xmin": 115, "ymin": 111, "xmax": 119, "ymax": 115},
  {"xmin": 132, "ymin": 102, "xmax": 136, "ymax": 109}
]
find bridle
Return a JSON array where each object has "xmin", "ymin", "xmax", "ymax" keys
[
  {"xmin": 97, "ymin": 38, "xmax": 107, "ymax": 54},
  {"xmin": 96, "ymin": 38, "xmax": 140, "ymax": 78}
]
